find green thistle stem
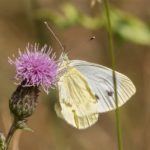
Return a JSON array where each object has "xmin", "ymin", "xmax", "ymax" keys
[
  {"xmin": 103, "ymin": 0, "xmax": 123, "ymax": 150},
  {"xmin": 4, "ymin": 118, "xmax": 18, "ymax": 150}
]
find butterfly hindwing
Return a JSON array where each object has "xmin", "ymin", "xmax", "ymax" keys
[
  {"xmin": 57, "ymin": 66, "xmax": 100, "ymax": 129},
  {"xmin": 55, "ymin": 102, "xmax": 99, "ymax": 129}
]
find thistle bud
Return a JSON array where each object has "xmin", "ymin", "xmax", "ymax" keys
[{"xmin": 9, "ymin": 81, "xmax": 40, "ymax": 120}]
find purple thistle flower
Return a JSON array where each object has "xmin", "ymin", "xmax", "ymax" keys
[{"xmin": 9, "ymin": 44, "xmax": 58, "ymax": 94}]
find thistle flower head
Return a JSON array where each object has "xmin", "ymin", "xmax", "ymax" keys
[{"xmin": 9, "ymin": 44, "xmax": 58, "ymax": 93}]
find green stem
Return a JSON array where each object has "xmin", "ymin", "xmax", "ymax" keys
[
  {"xmin": 103, "ymin": 0, "xmax": 123, "ymax": 150},
  {"xmin": 4, "ymin": 118, "xmax": 18, "ymax": 150}
]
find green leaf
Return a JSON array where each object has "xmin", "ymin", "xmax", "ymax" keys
[
  {"xmin": 102, "ymin": 7, "xmax": 150, "ymax": 45},
  {"xmin": 16, "ymin": 120, "xmax": 34, "ymax": 132},
  {"xmin": 35, "ymin": 3, "xmax": 150, "ymax": 45},
  {"xmin": 62, "ymin": 3, "xmax": 79, "ymax": 24},
  {"xmin": 80, "ymin": 15, "xmax": 103, "ymax": 29},
  {"xmin": 0, "ymin": 133, "xmax": 5, "ymax": 150}
]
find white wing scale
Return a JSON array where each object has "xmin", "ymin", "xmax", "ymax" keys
[
  {"xmin": 70, "ymin": 60, "xmax": 136, "ymax": 112},
  {"xmin": 55, "ymin": 102, "xmax": 99, "ymax": 129},
  {"xmin": 56, "ymin": 66, "xmax": 100, "ymax": 129},
  {"xmin": 56, "ymin": 58, "xmax": 136, "ymax": 129}
]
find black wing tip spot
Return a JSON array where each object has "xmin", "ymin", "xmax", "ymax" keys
[
  {"xmin": 107, "ymin": 91, "xmax": 113, "ymax": 96},
  {"xmin": 95, "ymin": 94, "xmax": 99, "ymax": 99}
]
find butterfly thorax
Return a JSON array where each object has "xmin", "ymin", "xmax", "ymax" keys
[{"xmin": 57, "ymin": 53, "xmax": 72, "ymax": 79}]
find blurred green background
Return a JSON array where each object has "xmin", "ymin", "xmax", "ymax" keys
[{"xmin": 0, "ymin": 0, "xmax": 150, "ymax": 150}]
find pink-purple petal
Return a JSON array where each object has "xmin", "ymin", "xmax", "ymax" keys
[{"xmin": 9, "ymin": 44, "xmax": 58, "ymax": 93}]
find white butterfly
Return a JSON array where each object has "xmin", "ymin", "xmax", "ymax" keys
[
  {"xmin": 43, "ymin": 22, "xmax": 135, "ymax": 129},
  {"xmin": 54, "ymin": 53, "xmax": 136, "ymax": 129}
]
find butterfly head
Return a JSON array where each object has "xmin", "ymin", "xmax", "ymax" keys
[
  {"xmin": 59, "ymin": 52, "xmax": 70, "ymax": 64},
  {"xmin": 61, "ymin": 52, "xmax": 69, "ymax": 60}
]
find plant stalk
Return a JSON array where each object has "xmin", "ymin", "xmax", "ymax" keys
[
  {"xmin": 103, "ymin": 0, "xmax": 123, "ymax": 150},
  {"xmin": 4, "ymin": 118, "xmax": 18, "ymax": 150}
]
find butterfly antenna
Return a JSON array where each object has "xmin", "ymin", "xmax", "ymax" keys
[{"xmin": 44, "ymin": 21, "xmax": 65, "ymax": 51}]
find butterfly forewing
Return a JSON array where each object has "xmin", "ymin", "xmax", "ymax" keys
[
  {"xmin": 56, "ymin": 57, "xmax": 136, "ymax": 129},
  {"xmin": 70, "ymin": 60, "xmax": 136, "ymax": 112}
]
